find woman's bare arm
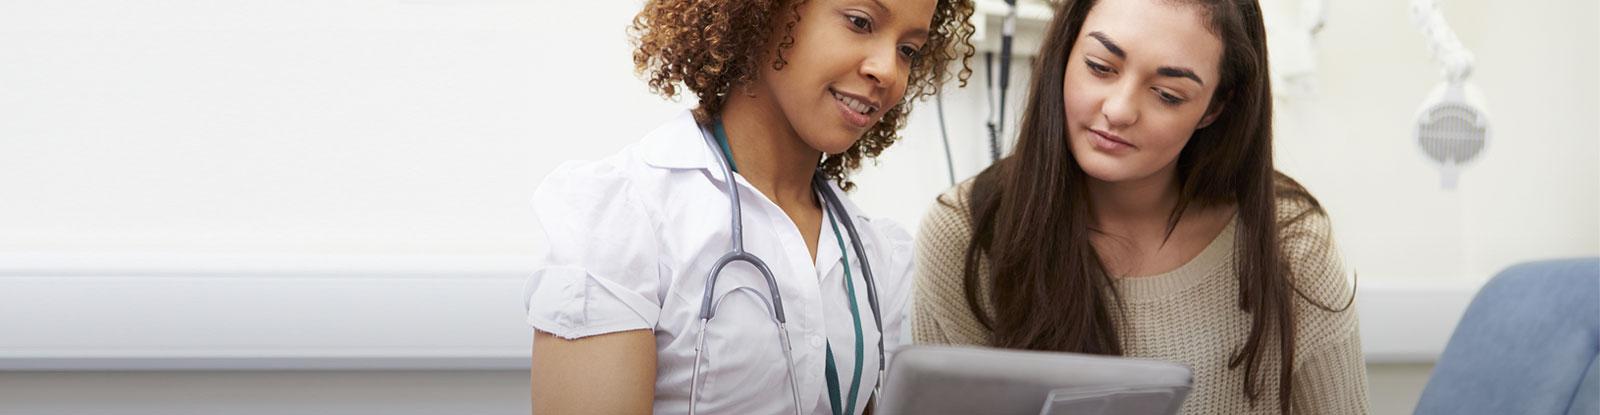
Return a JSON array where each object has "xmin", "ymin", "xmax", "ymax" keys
[{"xmin": 531, "ymin": 329, "xmax": 656, "ymax": 415}]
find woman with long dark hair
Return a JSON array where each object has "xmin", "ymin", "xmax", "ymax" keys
[{"xmin": 911, "ymin": 0, "xmax": 1367, "ymax": 413}]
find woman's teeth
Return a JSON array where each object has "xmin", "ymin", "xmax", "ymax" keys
[{"xmin": 831, "ymin": 91, "xmax": 875, "ymax": 115}]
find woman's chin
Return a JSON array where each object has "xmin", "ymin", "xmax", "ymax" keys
[
  {"xmin": 1076, "ymin": 158, "xmax": 1143, "ymax": 184},
  {"xmin": 806, "ymin": 135, "xmax": 860, "ymax": 157}
]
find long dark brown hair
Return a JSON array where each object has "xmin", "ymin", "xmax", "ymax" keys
[{"xmin": 958, "ymin": 0, "xmax": 1347, "ymax": 412}]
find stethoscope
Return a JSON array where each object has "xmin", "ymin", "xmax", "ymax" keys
[{"xmin": 689, "ymin": 121, "xmax": 885, "ymax": 415}]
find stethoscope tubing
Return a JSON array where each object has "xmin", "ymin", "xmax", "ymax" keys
[{"xmin": 688, "ymin": 124, "xmax": 885, "ymax": 415}]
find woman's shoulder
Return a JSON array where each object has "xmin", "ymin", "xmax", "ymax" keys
[
  {"xmin": 531, "ymin": 134, "xmax": 685, "ymax": 244},
  {"xmin": 535, "ymin": 152, "xmax": 651, "ymax": 209},
  {"xmin": 915, "ymin": 177, "xmax": 985, "ymax": 303},
  {"xmin": 1270, "ymin": 176, "xmax": 1358, "ymax": 332},
  {"xmin": 919, "ymin": 177, "xmax": 979, "ymax": 253},
  {"xmin": 534, "ymin": 111, "xmax": 705, "ymax": 215},
  {"xmin": 1272, "ymin": 176, "xmax": 1335, "ymax": 251},
  {"xmin": 912, "ymin": 177, "xmax": 997, "ymax": 346}
]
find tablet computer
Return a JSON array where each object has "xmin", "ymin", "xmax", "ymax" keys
[{"xmin": 877, "ymin": 345, "xmax": 1193, "ymax": 415}]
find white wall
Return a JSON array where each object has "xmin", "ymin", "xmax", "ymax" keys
[
  {"xmin": 1, "ymin": 0, "xmax": 1595, "ymax": 414},
  {"xmin": 0, "ymin": 0, "xmax": 672, "ymax": 256},
  {"xmin": 1268, "ymin": 0, "xmax": 1600, "ymax": 285},
  {"xmin": 2, "ymin": 0, "xmax": 1593, "ymax": 275}
]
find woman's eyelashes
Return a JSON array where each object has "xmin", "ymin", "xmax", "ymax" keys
[
  {"xmin": 845, "ymin": 13, "xmax": 872, "ymax": 31},
  {"xmin": 899, "ymin": 44, "xmax": 922, "ymax": 59},
  {"xmin": 1084, "ymin": 58, "xmax": 1115, "ymax": 76},
  {"xmin": 1084, "ymin": 58, "xmax": 1188, "ymax": 106},
  {"xmin": 1154, "ymin": 88, "xmax": 1186, "ymax": 105},
  {"xmin": 844, "ymin": 12, "xmax": 922, "ymax": 61}
]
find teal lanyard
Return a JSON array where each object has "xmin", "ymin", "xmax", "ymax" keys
[
  {"xmin": 712, "ymin": 121, "xmax": 866, "ymax": 415},
  {"xmin": 823, "ymin": 208, "xmax": 866, "ymax": 415}
]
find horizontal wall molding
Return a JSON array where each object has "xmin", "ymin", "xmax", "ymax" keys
[
  {"xmin": 1352, "ymin": 279, "xmax": 1481, "ymax": 363},
  {"xmin": 0, "ymin": 253, "xmax": 1480, "ymax": 370},
  {"xmin": 0, "ymin": 252, "xmax": 536, "ymax": 278}
]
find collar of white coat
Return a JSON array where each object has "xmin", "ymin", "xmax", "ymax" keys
[{"xmin": 640, "ymin": 110, "xmax": 874, "ymax": 224}]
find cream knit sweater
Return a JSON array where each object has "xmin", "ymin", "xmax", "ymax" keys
[{"xmin": 912, "ymin": 181, "xmax": 1370, "ymax": 414}]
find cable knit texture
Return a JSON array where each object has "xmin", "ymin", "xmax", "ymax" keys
[{"xmin": 912, "ymin": 180, "xmax": 1370, "ymax": 414}]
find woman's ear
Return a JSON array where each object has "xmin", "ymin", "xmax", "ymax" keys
[{"xmin": 1197, "ymin": 99, "xmax": 1226, "ymax": 130}]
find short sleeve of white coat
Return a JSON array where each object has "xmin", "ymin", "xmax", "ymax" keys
[
  {"xmin": 869, "ymin": 217, "xmax": 917, "ymax": 357},
  {"xmin": 524, "ymin": 160, "xmax": 663, "ymax": 340}
]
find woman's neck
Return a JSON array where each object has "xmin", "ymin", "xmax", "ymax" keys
[
  {"xmin": 1086, "ymin": 165, "xmax": 1181, "ymax": 237},
  {"xmin": 718, "ymin": 92, "xmax": 823, "ymax": 209}
]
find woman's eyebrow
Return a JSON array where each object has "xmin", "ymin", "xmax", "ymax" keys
[
  {"xmin": 1087, "ymin": 31, "xmax": 1125, "ymax": 58},
  {"xmin": 1157, "ymin": 66, "xmax": 1204, "ymax": 86},
  {"xmin": 1089, "ymin": 30, "xmax": 1205, "ymax": 86}
]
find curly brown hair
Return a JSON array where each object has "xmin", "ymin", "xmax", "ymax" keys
[{"xmin": 629, "ymin": 0, "xmax": 976, "ymax": 190}]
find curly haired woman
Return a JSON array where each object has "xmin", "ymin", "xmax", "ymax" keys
[{"xmin": 524, "ymin": 1, "xmax": 974, "ymax": 414}]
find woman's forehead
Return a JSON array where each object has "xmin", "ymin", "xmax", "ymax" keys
[{"xmin": 1079, "ymin": 0, "xmax": 1223, "ymax": 81}]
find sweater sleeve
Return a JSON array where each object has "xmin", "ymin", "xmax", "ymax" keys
[
  {"xmin": 1292, "ymin": 325, "xmax": 1371, "ymax": 414},
  {"xmin": 1279, "ymin": 195, "xmax": 1371, "ymax": 413},
  {"xmin": 912, "ymin": 182, "xmax": 992, "ymax": 347}
]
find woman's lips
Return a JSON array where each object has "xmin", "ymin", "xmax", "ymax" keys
[
  {"xmin": 1089, "ymin": 128, "xmax": 1135, "ymax": 152},
  {"xmin": 831, "ymin": 88, "xmax": 875, "ymax": 129}
]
